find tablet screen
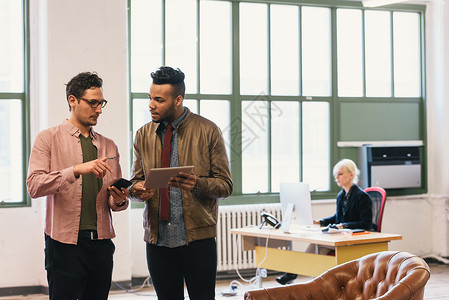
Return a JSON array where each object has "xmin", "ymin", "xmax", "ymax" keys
[{"xmin": 144, "ymin": 166, "xmax": 194, "ymax": 189}]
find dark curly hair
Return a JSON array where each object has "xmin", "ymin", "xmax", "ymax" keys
[
  {"xmin": 65, "ymin": 72, "xmax": 103, "ymax": 111},
  {"xmin": 151, "ymin": 66, "xmax": 185, "ymax": 99}
]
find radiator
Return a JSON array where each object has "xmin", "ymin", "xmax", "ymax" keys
[{"xmin": 217, "ymin": 203, "xmax": 282, "ymax": 272}]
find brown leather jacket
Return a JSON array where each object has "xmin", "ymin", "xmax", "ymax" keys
[{"xmin": 130, "ymin": 109, "xmax": 233, "ymax": 244}]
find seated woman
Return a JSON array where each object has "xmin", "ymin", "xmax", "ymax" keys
[{"xmin": 276, "ymin": 158, "xmax": 373, "ymax": 285}]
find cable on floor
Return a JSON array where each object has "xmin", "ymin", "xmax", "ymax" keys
[
  {"xmin": 112, "ymin": 276, "xmax": 156, "ymax": 296},
  {"xmin": 221, "ymin": 225, "xmax": 273, "ymax": 296}
]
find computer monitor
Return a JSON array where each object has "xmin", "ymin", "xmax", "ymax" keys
[{"xmin": 279, "ymin": 182, "xmax": 313, "ymax": 232}]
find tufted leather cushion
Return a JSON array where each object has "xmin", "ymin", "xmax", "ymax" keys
[{"xmin": 244, "ymin": 251, "xmax": 430, "ymax": 300}]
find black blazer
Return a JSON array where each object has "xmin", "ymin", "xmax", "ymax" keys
[{"xmin": 321, "ymin": 184, "xmax": 372, "ymax": 230}]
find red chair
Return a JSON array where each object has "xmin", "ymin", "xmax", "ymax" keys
[{"xmin": 364, "ymin": 187, "xmax": 387, "ymax": 232}]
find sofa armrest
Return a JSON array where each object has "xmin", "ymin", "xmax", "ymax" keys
[
  {"xmin": 244, "ymin": 281, "xmax": 319, "ymax": 300},
  {"xmin": 376, "ymin": 266, "xmax": 430, "ymax": 300}
]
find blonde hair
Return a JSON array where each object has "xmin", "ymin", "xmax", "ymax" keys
[{"xmin": 333, "ymin": 159, "xmax": 360, "ymax": 184}]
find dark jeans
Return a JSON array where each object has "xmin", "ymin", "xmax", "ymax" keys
[
  {"xmin": 44, "ymin": 233, "xmax": 115, "ymax": 300},
  {"xmin": 146, "ymin": 238, "xmax": 217, "ymax": 300}
]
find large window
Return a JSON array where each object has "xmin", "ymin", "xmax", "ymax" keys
[
  {"xmin": 0, "ymin": 0, "xmax": 29, "ymax": 206},
  {"xmin": 129, "ymin": 0, "xmax": 424, "ymax": 200}
]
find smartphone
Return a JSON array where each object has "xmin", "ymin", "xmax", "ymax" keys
[{"xmin": 110, "ymin": 178, "xmax": 133, "ymax": 190}]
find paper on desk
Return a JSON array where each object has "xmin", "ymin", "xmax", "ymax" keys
[
  {"xmin": 322, "ymin": 228, "xmax": 352, "ymax": 234},
  {"xmin": 322, "ymin": 228, "xmax": 370, "ymax": 235}
]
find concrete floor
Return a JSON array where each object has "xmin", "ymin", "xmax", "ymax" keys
[{"xmin": 0, "ymin": 263, "xmax": 447, "ymax": 299}]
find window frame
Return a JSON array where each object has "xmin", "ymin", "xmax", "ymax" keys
[
  {"xmin": 0, "ymin": 0, "xmax": 30, "ymax": 208},
  {"xmin": 128, "ymin": 0, "xmax": 427, "ymax": 205}
]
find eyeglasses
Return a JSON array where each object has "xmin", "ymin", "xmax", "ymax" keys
[{"xmin": 78, "ymin": 97, "xmax": 108, "ymax": 108}]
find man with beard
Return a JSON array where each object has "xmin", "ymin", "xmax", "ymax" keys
[
  {"xmin": 27, "ymin": 72, "xmax": 129, "ymax": 299},
  {"xmin": 129, "ymin": 66, "xmax": 233, "ymax": 300}
]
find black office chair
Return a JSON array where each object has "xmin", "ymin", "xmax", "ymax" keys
[{"xmin": 364, "ymin": 187, "xmax": 387, "ymax": 232}]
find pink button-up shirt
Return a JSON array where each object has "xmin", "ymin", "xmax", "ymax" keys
[{"xmin": 27, "ymin": 120, "xmax": 128, "ymax": 245}]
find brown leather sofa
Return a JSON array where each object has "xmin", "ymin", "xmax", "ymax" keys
[{"xmin": 244, "ymin": 251, "xmax": 430, "ymax": 300}]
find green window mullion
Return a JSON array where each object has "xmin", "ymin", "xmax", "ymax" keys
[
  {"xmin": 22, "ymin": 0, "xmax": 31, "ymax": 206},
  {"xmin": 419, "ymin": 12, "xmax": 425, "ymax": 99},
  {"xmin": 267, "ymin": 4, "xmax": 272, "ymax": 192},
  {"xmin": 267, "ymin": 101, "xmax": 272, "ymax": 193},
  {"xmin": 390, "ymin": 11, "xmax": 395, "ymax": 98},
  {"xmin": 196, "ymin": 0, "xmax": 201, "ymax": 94},
  {"xmin": 330, "ymin": 7, "xmax": 339, "ymax": 194},
  {"xmin": 162, "ymin": 0, "xmax": 166, "ymax": 66},
  {"xmin": 267, "ymin": 4, "xmax": 272, "ymax": 96},
  {"xmin": 362, "ymin": 9, "xmax": 367, "ymax": 97},
  {"xmin": 196, "ymin": 0, "xmax": 200, "ymax": 118},
  {"xmin": 298, "ymin": 5, "xmax": 303, "ymax": 96},
  {"xmin": 127, "ymin": 0, "xmax": 133, "ymax": 166},
  {"xmin": 298, "ymin": 5, "xmax": 303, "ymax": 184},
  {"xmin": 230, "ymin": 1, "xmax": 242, "ymax": 195},
  {"xmin": 298, "ymin": 100, "xmax": 303, "ymax": 183},
  {"xmin": 331, "ymin": 8, "xmax": 338, "ymax": 98}
]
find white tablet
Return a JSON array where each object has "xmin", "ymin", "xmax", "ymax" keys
[{"xmin": 144, "ymin": 166, "xmax": 194, "ymax": 189}]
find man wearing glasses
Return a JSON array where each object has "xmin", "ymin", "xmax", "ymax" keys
[{"xmin": 27, "ymin": 72, "xmax": 129, "ymax": 300}]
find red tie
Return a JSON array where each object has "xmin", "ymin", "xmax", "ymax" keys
[{"xmin": 160, "ymin": 124, "xmax": 173, "ymax": 221}]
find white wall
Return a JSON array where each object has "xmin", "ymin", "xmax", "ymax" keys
[
  {"xmin": 0, "ymin": 199, "xmax": 45, "ymax": 287},
  {"xmin": 426, "ymin": 0, "xmax": 449, "ymax": 257},
  {"xmin": 1, "ymin": 0, "xmax": 132, "ymax": 289},
  {"xmin": 1, "ymin": 0, "xmax": 449, "ymax": 291}
]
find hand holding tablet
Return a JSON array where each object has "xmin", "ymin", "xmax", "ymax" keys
[{"xmin": 144, "ymin": 166, "xmax": 194, "ymax": 189}]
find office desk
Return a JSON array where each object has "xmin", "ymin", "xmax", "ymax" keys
[{"xmin": 231, "ymin": 225, "xmax": 402, "ymax": 277}]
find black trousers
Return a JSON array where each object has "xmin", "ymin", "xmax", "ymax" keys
[
  {"xmin": 44, "ymin": 233, "xmax": 115, "ymax": 300},
  {"xmin": 146, "ymin": 238, "xmax": 217, "ymax": 300}
]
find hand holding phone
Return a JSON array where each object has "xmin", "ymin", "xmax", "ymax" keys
[{"xmin": 110, "ymin": 178, "xmax": 132, "ymax": 190}]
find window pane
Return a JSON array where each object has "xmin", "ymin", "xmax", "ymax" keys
[
  {"xmin": 365, "ymin": 11, "xmax": 391, "ymax": 97},
  {"xmin": 337, "ymin": 9, "xmax": 363, "ymax": 97},
  {"xmin": 240, "ymin": 3, "xmax": 268, "ymax": 95},
  {"xmin": 0, "ymin": 100, "xmax": 23, "ymax": 203},
  {"xmin": 200, "ymin": 1, "xmax": 231, "ymax": 94},
  {"xmin": 393, "ymin": 12, "xmax": 421, "ymax": 97},
  {"xmin": 130, "ymin": 0, "xmax": 162, "ymax": 92},
  {"xmin": 302, "ymin": 101, "xmax": 329, "ymax": 191},
  {"xmin": 200, "ymin": 100, "xmax": 231, "ymax": 161},
  {"xmin": 132, "ymin": 98, "xmax": 150, "ymax": 139},
  {"xmin": 183, "ymin": 99, "xmax": 198, "ymax": 114},
  {"xmin": 166, "ymin": 0, "xmax": 197, "ymax": 93},
  {"xmin": 242, "ymin": 101, "xmax": 268, "ymax": 193},
  {"xmin": 271, "ymin": 5, "xmax": 299, "ymax": 96},
  {"xmin": 128, "ymin": 2, "xmax": 424, "ymax": 198},
  {"xmin": 302, "ymin": 7, "xmax": 331, "ymax": 97},
  {"xmin": 271, "ymin": 101, "xmax": 300, "ymax": 192},
  {"xmin": 0, "ymin": 0, "xmax": 24, "ymax": 92}
]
